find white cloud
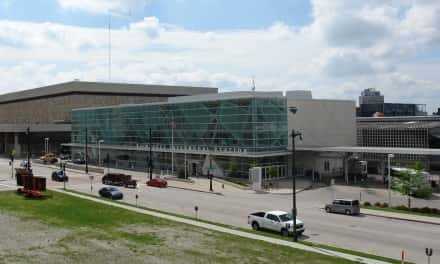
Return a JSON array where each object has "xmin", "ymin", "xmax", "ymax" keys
[
  {"xmin": 1, "ymin": 1, "xmax": 440, "ymax": 113},
  {"xmin": 57, "ymin": 0, "xmax": 149, "ymax": 14},
  {"xmin": 129, "ymin": 17, "xmax": 161, "ymax": 38}
]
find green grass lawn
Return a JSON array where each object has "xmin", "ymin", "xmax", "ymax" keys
[
  {"xmin": 362, "ymin": 205, "xmax": 440, "ymax": 219},
  {"xmin": 0, "ymin": 190, "xmax": 355, "ymax": 264}
]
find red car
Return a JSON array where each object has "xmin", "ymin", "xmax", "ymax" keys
[{"xmin": 146, "ymin": 178, "xmax": 168, "ymax": 188}]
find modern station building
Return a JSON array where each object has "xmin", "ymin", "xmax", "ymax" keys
[
  {"xmin": 0, "ymin": 81, "xmax": 217, "ymax": 157},
  {"xmin": 67, "ymin": 89, "xmax": 361, "ymax": 181},
  {"xmin": 67, "ymin": 92, "xmax": 288, "ymax": 178}
]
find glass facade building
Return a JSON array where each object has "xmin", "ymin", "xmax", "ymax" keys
[{"xmin": 70, "ymin": 92, "xmax": 288, "ymax": 178}]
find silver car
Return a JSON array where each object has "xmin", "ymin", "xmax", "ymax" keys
[{"xmin": 325, "ymin": 199, "xmax": 360, "ymax": 215}]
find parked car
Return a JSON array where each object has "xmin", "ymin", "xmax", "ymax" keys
[
  {"xmin": 72, "ymin": 153, "xmax": 85, "ymax": 164},
  {"xmin": 40, "ymin": 153, "xmax": 58, "ymax": 164},
  {"xmin": 247, "ymin": 210, "xmax": 305, "ymax": 236},
  {"xmin": 146, "ymin": 178, "xmax": 167, "ymax": 188},
  {"xmin": 102, "ymin": 173, "xmax": 137, "ymax": 188},
  {"xmin": 99, "ymin": 187, "xmax": 123, "ymax": 200},
  {"xmin": 59, "ymin": 153, "xmax": 71, "ymax": 160},
  {"xmin": 325, "ymin": 199, "xmax": 360, "ymax": 215},
  {"xmin": 51, "ymin": 170, "xmax": 68, "ymax": 182}
]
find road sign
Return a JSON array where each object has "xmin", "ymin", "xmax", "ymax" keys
[{"xmin": 426, "ymin": 248, "xmax": 433, "ymax": 264}]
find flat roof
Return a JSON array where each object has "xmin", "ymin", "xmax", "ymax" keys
[
  {"xmin": 357, "ymin": 116, "xmax": 440, "ymax": 122},
  {"xmin": 0, "ymin": 81, "xmax": 218, "ymax": 104},
  {"xmin": 296, "ymin": 146, "xmax": 440, "ymax": 156},
  {"xmin": 73, "ymin": 91, "xmax": 284, "ymax": 111}
]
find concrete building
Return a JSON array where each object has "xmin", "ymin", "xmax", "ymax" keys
[
  {"xmin": 0, "ymin": 81, "xmax": 217, "ymax": 157},
  {"xmin": 287, "ymin": 94, "xmax": 357, "ymax": 180},
  {"xmin": 357, "ymin": 88, "xmax": 427, "ymax": 117}
]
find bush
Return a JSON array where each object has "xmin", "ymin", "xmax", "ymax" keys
[
  {"xmin": 394, "ymin": 205, "xmax": 409, "ymax": 211},
  {"xmin": 380, "ymin": 202, "xmax": 389, "ymax": 208},
  {"xmin": 363, "ymin": 201, "xmax": 371, "ymax": 207},
  {"xmin": 177, "ymin": 169, "xmax": 185, "ymax": 179},
  {"xmin": 374, "ymin": 202, "xmax": 382, "ymax": 207}
]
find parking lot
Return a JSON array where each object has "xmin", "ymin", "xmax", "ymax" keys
[{"xmin": 1, "ymin": 157, "xmax": 440, "ymax": 263}]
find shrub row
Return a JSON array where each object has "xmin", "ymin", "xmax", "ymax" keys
[{"xmin": 363, "ymin": 201, "xmax": 440, "ymax": 215}]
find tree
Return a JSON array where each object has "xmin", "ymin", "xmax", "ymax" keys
[
  {"xmin": 269, "ymin": 166, "xmax": 278, "ymax": 179},
  {"xmin": 392, "ymin": 161, "xmax": 432, "ymax": 208},
  {"xmin": 228, "ymin": 162, "xmax": 238, "ymax": 177},
  {"xmin": 248, "ymin": 162, "xmax": 257, "ymax": 169}
]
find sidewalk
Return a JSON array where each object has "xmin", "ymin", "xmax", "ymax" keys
[
  {"xmin": 361, "ymin": 208, "xmax": 440, "ymax": 225},
  {"xmin": 52, "ymin": 188, "xmax": 390, "ymax": 264}
]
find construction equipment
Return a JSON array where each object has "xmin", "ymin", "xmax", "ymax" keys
[{"xmin": 15, "ymin": 168, "xmax": 46, "ymax": 198}]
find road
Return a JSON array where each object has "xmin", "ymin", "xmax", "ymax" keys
[{"xmin": 1, "ymin": 158, "xmax": 439, "ymax": 263}]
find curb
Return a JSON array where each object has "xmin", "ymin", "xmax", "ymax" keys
[
  {"xmin": 361, "ymin": 211, "xmax": 440, "ymax": 226},
  {"xmin": 167, "ymin": 185, "xmax": 223, "ymax": 196},
  {"xmin": 267, "ymin": 186, "xmax": 312, "ymax": 195}
]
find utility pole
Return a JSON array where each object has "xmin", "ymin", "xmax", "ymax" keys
[
  {"xmin": 289, "ymin": 107, "xmax": 302, "ymax": 242},
  {"xmin": 209, "ymin": 156, "xmax": 213, "ymax": 192},
  {"xmin": 149, "ymin": 128, "xmax": 153, "ymax": 180},
  {"xmin": 26, "ymin": 127, "xmax": 30, "ymax": 170},
  {"xmin": 85, "ymin": 127, "xmax": 88, "ymax": 174}
]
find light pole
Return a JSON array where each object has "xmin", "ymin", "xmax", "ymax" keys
[
  {"xmin": 98, "ymin": 140, "xmax": 104, "ymax": 167},
  {"xmin": 148, "ymin": 128, "xmax": 153, "ymax": 181},
  {"xmin": 209, "ymin": 156, "xmax": 213, "ymax": 192},
  {"xmin": 44, "ymin": 137, "xmax": 49, "ymax": 154},
  {"xmin": 387, "ymin": 153, "xmax": 394, "ymax": 206},
  {"xmin": 85, "ymin": 127, "xmax": 88, "ymax": 174},
  {"xmin": 26, "ymin": 127, "xmax": 31, "ymax": 170},
  {"xmin": 289, "ymin": 106, "xmax": 302, "ymax": 242}
]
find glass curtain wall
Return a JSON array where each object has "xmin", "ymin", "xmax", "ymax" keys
[{"xmin": 71, "ymin": 97, "xmax": 287, "ymax": 153}]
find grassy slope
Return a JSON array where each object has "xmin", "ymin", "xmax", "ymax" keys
[{"xmin": 0, "ymin": 190, "xmax": 354, "ymax": 264}]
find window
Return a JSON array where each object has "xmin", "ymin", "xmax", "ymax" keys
[
  {"xmin": 324, "ymin": 160, "xmax": 330, "ymax": 171},
  {"xmin": 267, "ymin": 214, "xmax": 280, "ymax": 222}
]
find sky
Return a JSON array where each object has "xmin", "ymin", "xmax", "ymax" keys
[{"xmin": 0, "ymin": 0, "xmax": 439, "ymax": 112}]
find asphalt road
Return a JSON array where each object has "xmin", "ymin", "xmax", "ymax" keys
[{"xmin": 2, "ymin": 158, "xmax": 439, "ymax": 263}]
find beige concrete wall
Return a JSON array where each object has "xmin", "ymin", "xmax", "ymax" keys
[
  {"xmin": 288, "ymin": 99, "xmax": 356, "ymax": 148},
  {"xmin": 0, "ymin": 94, "xmax": 168, "ymax": 124}
]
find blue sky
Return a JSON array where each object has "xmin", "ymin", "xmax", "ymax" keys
[
  {"xmin": 0, "ymin": 0, "xmax": 439, "ymax": 112},
  {"xmin": 0, "ymin": 0, "xmax": 312, "ymax": 30}
]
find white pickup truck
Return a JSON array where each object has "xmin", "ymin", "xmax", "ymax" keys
[{"xmin": 247, "ymin": 210, "xmax": 305, "ymax": 236}]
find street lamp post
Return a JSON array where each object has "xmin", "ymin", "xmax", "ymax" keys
[
  {"xmin": 26, "ymin": 127, "xmax": 31, "ymax": 170},
  {"xmin": 289, "ymin": 107, "xmax": 302, "ymax": 242},
  {"xmin": 98, "ymin": 140, "xmax": 104, "ymax": 167},
  {"xmin": 44, "ymin": 137, "xmax": 50, "ymax": 154},
  {"xmin": 85, "ymin": 128, "xmax": 88, "ymax": 174},
  {"xmin": 209, "ymin": 156, "xmax": 213, "ymax": 192},
  {"xmin": 387, "ymin": 153, "xmax": 394, "ymax": 206},
  {"xmin": 148, "ymin": 128, "xmax": 153, "ymax": 181}
]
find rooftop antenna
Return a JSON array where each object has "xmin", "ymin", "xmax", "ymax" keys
[
  {"xmin": 108, "ymin": 14, "xmax": 111, "ymax": 81},
  {"xmin": 251, "ymin": 76, "xmax": 256, "ymax": 92}
]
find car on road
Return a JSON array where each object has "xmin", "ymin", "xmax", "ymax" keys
[
  {"xmin": 248, "ymin": 210, "xmax": 305, "ymax": 236},
  {"xmin": 146, "ymin": 178, "xmax": 167, "ymax": 188},
  {"xmin": 51, "ymin": 170, "xmax": 68, "ymax": 182},
  {"xmin": 325, "ymin": 199, "xmax": 360, "ymax": 215},
  {"xmin": 102, "ymin": 173, "xmax": 137, "ymax": 188},
  {"xmin": 40, "ymin": 153, "xmax": 58, "ymax": 164},
  {"xmin": 98, "ymin": 187, "xmax": 123, "ymax": 200}
]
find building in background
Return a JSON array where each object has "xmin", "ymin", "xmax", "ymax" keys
[
  {"xmin": 67, "ymin": 92, "xmax": 288, "ymax": 178},
  {"xmin": 0, "ymin": 81, "xmax": 217, "ymax": 157},
  {"xmin": 357, "ymin": 116, "xmax": 440, "ymax": 173},
  {"xmin": 357, "ymin": 88, "xmax": 427, "ymax": 117}
]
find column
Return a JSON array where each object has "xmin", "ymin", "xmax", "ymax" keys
[{"xmin": 14, "ymin": 133, "xmax": 21, "ymax": 156}]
